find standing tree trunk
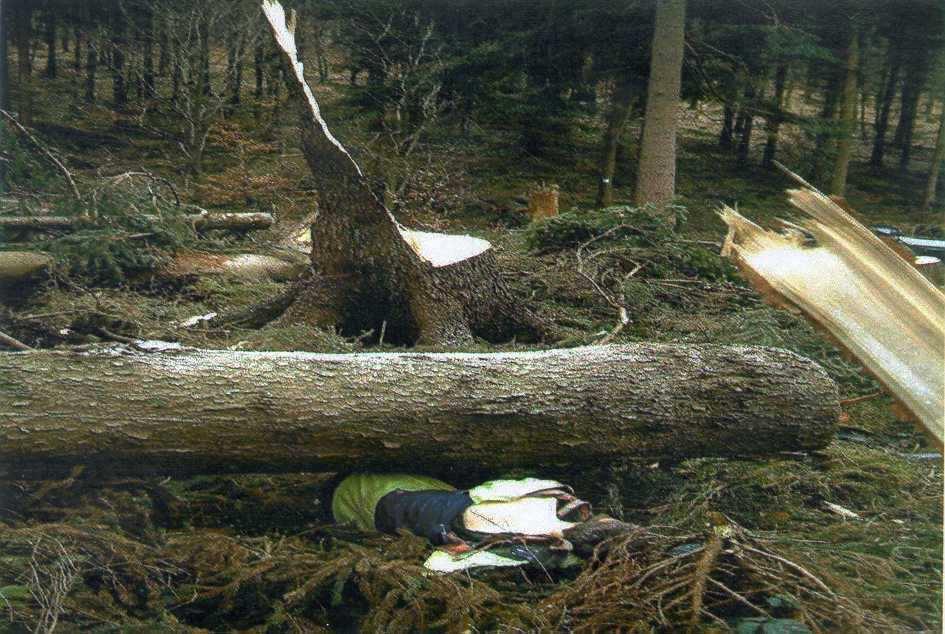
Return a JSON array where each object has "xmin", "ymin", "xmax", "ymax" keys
[
  {"xmin": 596, "ymin": 78, "xmax": 635, "ymax": 208},
  {"xmin": 870, "ymin": 45, "xmax": 900, "ymax": 171},
  {"xmin": 921, "ymin": 101, "xmax": 945, "ymax": 213},
  {"xmin": 43, "ymin": 2, "xmax": 56, "ymax": 78},
  {"xmin": 157, "ymin": 15, "xmax": 168, "ymax": 77},
  {"xmin": 719, "ymin": 103, "xmax": 735, "ymax": 149},
  {"xmin": 894, "ymin": 60, "xmax": 927, "ymax": 173},
  {"xmin": 14, "ymin": 2, "xmax": 32, "ymax": 125},
  {"xmin": 762, "ymin": 63, "xmax": 789, "ymax": 169},
  {"xmin": 736, "ymin": 83, "xmax": 756, "ymax": 165},
  {"xmin": 312, "ymin": 21, "xmax": 330, "ymax": 82},
  {"xmin": 0, "ymin": 344, "xmax": 839, "ymax": 479},
  {"xmin": 830, "ymin": 31, "xmax": 859, "ymax": 196},
  {"xmin": 634, "ymin": 0, "xmax": 685, "ymax": 210},
  {"xmin": 141, "ymin": 4, "xmax": 154, "ymax": 97},
  {"xmin": 111, "ymin": 6, "xmax": 126, "ymax": 110},
  {"xmin": 247, "ymin": 2, "xmax": 547, "ymax": 346},
  {"xmin": 0, "ymin": 0, "xmax": 8, "ymax": 192},
  {"xmin": 254, "ymin": 41, "xmax": 264, "ymax": 98},
  {"xmin": 199, "ymin": 14, "xmax": 210, "ymax": 97},
  {"xmin": 84, "ymin": 31, "xmax": 96, "ymax": 103},
  {"xmin": 814, "ymin": 69, "xmax": 841, "ymax": 157},
  {"xmin": 0, "ymin": 0, "xmax": 8, "ymax": 114}
]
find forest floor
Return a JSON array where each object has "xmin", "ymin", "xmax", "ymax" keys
[{"xmin": 0, "ymin": 63, "xmax": 942, "ymax": 632}]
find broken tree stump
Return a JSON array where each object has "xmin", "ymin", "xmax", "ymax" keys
[
  {"xmin": 244, "ymin": 2, "xmax": 549, "ymax": 345},
  {"xmin": 0, "ymin": 344, "xmax": 839, "ymax": 479},
  {"xmin": 528, "ymin": 183, "xmax": 560, "ymax": 221}
]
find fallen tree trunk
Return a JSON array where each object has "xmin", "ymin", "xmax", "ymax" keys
[
  {"xmin": 0, "ymin": 344, "xmax": 839, "ymax": 479},
  {"xmin": 0, "ymin": 212, "xmax": 273, "ymax": 233},
  {"xmin": 0, "ymin": 251, "xmax": 53, "ymax": 283},
  {"xmin": 0, "ymin": 250, "xmax": 305, "ymax": 285},
  {"xmin": 160, "ymin": 250, "xmax": 308, "ymax": 282}
]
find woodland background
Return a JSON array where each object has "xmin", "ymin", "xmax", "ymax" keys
[{"xmin": 0, "ymin": 0, "xmax": 942, "ymax": 631}]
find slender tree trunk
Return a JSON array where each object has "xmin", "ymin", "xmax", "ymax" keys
[
  {"xmin": 814, "ymin": 69, "xmax": 841, "ymax": 156},
  {"xmin": 43, "ymin": 2, "xmax": 56, "ymax": 78},
  {"xmin": 870, "ymin": 46, "xmax": 900, "ymax": 171},
  {"xmin": 894, "ymin": 60, "xmax": 927, "ymax": 173},
  {"xmin": 736, "ymin": 83, "xmax": 756, "ymax": 165},
  {"xmin": 72, "ymin": 11, "xmax": 82, "ymax": 75},
  {"xmin": 312, "ymin": 22, "xmax": 330, "ymax": 83},
  {"xmin": 111, "ymin": 7, "xmax": 126, "ymax": 110},
  {"xmin": 719, "ymin": 103, "xmax": 735, "ymax": 149},
  {"xmin": 84, "ymin": 35, "xmax": 96, "ymax": 103},
  {"xmin": 762, "ymin": 63, "xmax": 788, "ymax": 169},
  {"xmin": 170, "ymin": 41, "xmax": 181, "ymax": 105},
  {"xmin": 254, "ymin": 42, "xmax": 264, "ymax": 99},
  {"xmin": 596, "ymin": 79, "xmax": 635, "ymax": 208},
  {"xmin": 199, "ymin": 15, "xmax": 210, "ymax": 97},
  {"xmin": 141, "ymin": 5, "xmax": 154, "ymax": 97},
  {"xmin": 14, "ymin": 2, "xmax": 32, "ymax": 125},
  {"xmin": 921, "ymin": 102, "xmax": 945, "ymax": 213},
  {"xmin": 0, "ymin": 0, "xmax": 8, "ymax": 192},
  {"xmin": 634, "ymin": 0, "xmax": 686, "ymax": 210},
  {"xmin": 830, "ymin": 31, "xmax": 859, "ymax": 196},
  {"xmin": 0, "ymin": 0, "xmax": 8, "ymax": 114},
  {"xmin": 226, "ymin": 39, "xmax": 244, "ymax": 112},
  {"xmin": 0, "ymin": 345, "xmax": 839, "ymax": 479},
  {"xmin": 157, "ymin": 15, "xmax": 168, "ymax": 76}
]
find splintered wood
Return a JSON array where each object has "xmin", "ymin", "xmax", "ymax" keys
[{"xmin": 719, "ymin": 189, "xmax": 944, "ymax": 449}]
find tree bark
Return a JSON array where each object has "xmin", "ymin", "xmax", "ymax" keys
[
  {"xmin": 921, "ymin": 102, "xmax": 945, "ymax": 213},
  {"xmin": 736, "ymin": 83, "xmax": 755, "ymax": 165},
  {"xmin": 0, "ymin": 251, "xmax": 52, "ymax": 284},
  {"xmin": 254, "ymin": 2, "xmax": 547, "ymax": 346},
  {"xmin": 895, "ymin": 85, "xmax": 921, "ymax": 172},
  {"xmin": 814, "ymin": 68, "xmax": 841, "ymax": 160},
  {"xmin": 111, "ymin": 5, "xmax": 126, "ymax": 110},
  {"xmin": 141, "ymin": 3, "xmax": 154, "ymax": 97},
  {"xmin": 892, "ymin": 52, "xmax": 929, "ymax": 172},
  {"xmin": 0, "ymin": 212, "xmax": 274, "ymax": 232},
  {"xmin": 0, "ymin": 249, "xmax": 303, "ymax": 285},
  {"xmin": 634, "ymin": 0, "xmax": 685, "ymax": 210},
  {"xmin": 596, "ymin": 78, "xmax": 635, "ymax": 208},
  {"xmin": 870, "ymin": 45, "xmax": 900, "ymax": 171},
  {"xmin": 14, "ymin": 1, "xmax": 33, "ymax": 125},
  {"xmin": 830, "ymin": 31, "xmax": 859, "ymax": 196},
  {"xmin": 719, "ymin": 103, "xmax": 734, "ymax": 149},
  {"xmin": 84, "ymin": 36, "xmax": 96, "ymax": 104},
  {"xmin": 0, "ymin": 344, "xmax": 839, "ymax": 479},
  {"xmin": 762, "ymin": 64, "xmax": 788, "ymax": 169},
  {"xmin": 43, "ymin": 2, "xmax": 56, "ymax": 78}
]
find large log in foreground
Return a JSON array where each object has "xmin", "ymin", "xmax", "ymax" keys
[{"xmin": 0, "ymin": 345, "xmax": 839, "ymax": 479}]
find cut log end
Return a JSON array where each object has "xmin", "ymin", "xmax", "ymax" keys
[{"xmin": 399, "ymin": 228, "xmax": 491, "ymax": 268}]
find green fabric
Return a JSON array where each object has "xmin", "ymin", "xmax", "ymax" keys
[{"xmin": 331, "ymin": 473, "xmax": 454, "ymax": 530}]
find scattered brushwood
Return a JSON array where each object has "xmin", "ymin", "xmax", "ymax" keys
[
  {"xmin": 526, "ymin": 204, "xmax": 734, "ymax": 281},
  {"xmin": 0, "ymin": 442, "xmax": 938, "ymax": 633},
  {"xmin": 546, "ymin": 514, "xmax": 897, "ymax": 632}
]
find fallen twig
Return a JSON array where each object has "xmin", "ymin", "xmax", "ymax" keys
[
  {"xmin": 0, "ymin": 109, "xmax": 82, "ymax": 202},
  {"xmin": 0, "ymin": 329, "xmax": 34, "ymax": 351}
]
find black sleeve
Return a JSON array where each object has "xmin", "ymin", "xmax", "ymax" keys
[{"xmin": 374, "ymin": 489, "xmax": 474, "ymax": 545}]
